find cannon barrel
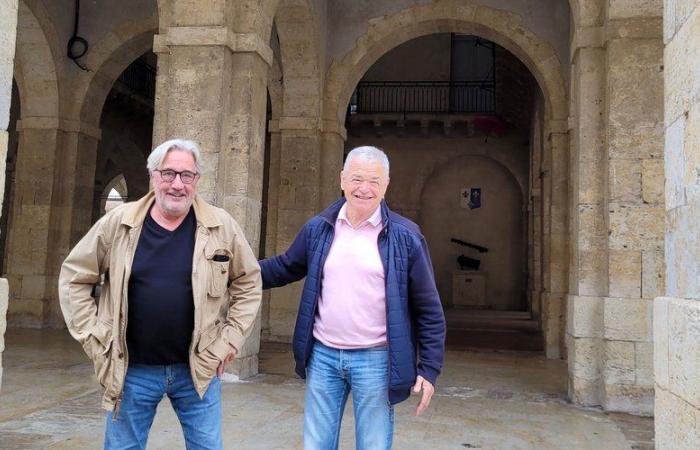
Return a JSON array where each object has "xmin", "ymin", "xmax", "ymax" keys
[{"xmin": 450, "ymin": 237, "xmax": 488, "ymax": 253}]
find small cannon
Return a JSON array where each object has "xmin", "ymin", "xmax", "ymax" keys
[{"xmin": 451, "ymin": 238, "xmax": 489, "ymax": 271}]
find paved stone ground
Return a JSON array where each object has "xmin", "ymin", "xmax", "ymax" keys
[{"xmin": 0, "ymin": 329, "xmax": 653, "ymax": 449}]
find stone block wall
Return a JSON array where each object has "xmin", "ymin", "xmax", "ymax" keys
[
  {"xmin": 567, "ymin": 1, "xmax": 664, "ymax": 416},
  {"xmin": 0, "ymin": 0, "xmax": 18, "ymax": 391},
  {"xmin": 657, "ymin": 0, "xmax": 700, "ymax": 447}
]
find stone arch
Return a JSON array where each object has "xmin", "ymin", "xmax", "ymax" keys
[
  {"xmin": 12, "ymin": 0, "xmax": 59, "ymax": 119},
  {"xmin": 77, "ymin": 16, "xmax": 158, "ymax": 127},
  {"xmin": 323, "ymin": 1, "xmax": 569, "ymax": 357},
  {"xmin": 268, "ymin": 25, "xmax": 284, "ymax": 121},
  {"xmin": 323, "ymin": 3, "xmax": 568, "ymax": 128}
]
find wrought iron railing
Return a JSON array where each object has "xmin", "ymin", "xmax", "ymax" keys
[
  {"xmin": 116, "ymin": 59, "xmax": 156, "ymax": 101},
  {"xmin": 351, "ymin": 81, "xmax": 495, "ymax": 114}
]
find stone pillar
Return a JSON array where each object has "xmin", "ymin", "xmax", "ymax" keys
[
  {"xmin": 602, "ymin": 11, "xmax": 663, "ymax": 415},
  {"xmin": 567, "ymin": 27, "xmax": 608, "ymax": 406},
  {"xmin": 0, "ymin": 0, "xmax": 18, "ymax": 390},
  {"xmin": 261, "ymin": 123, "xmax": 281, "ymax": 340},
  {"xmin": 545, "ymin": 124, "xmax": 569, "ymax": 359},
  {"xmin": 528, "ymin": 103, "xmax": 543, "ymax": 320},
  {"xmin": 5, "ymin": 120, "xmax": 100, "ymax": 328},
  {"xmin": 567, "ymin": 5, "xmax": 663, "ymax": 415},
  {"xmin": 152, "ymin": 11, "xmax": 273, "ymax": 377},
  {"xmin": 656, "ymin": 1, "xmax": 700, "ymax": 447},
  {"xmin": 266, "ymin": 118, "xmax": 322, "ymax": 341}
]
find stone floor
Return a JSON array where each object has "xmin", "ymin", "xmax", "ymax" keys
[{"xmin": 0, "ymin": 328, "xmax": 653, "ymax": 449}]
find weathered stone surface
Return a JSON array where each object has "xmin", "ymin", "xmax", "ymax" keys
[
  {"xmin": 609, "ymin": 250, "xmax": 642, "ymax": 298},
  {"xmin": 642, "ymin": 158, "xmax": 664, "ymax": 204},
  {"xmin": 604, "ymin": 383, "xmax": 654, "ymax": 416},
  {"xmin": 655, "ymin": 384, "xmax": 700, "ymax": 450},
  {"xmin": 667, "ymin": 298, "xmax": 700, "ymax": 409},
  {"xmin": 607, "ymin": 0, "xmax": 662, "ymax": 20},
  {"xmin": 642, "ymin": 248, "xmax": 664, "ymax": 298},
  {"xmin": 664, "ymin": 0, "xmax": 699, "ymax": 42},
  {"xmin": 608, "ymin": 204, "xmax": 665, "ymax": 250},
  {"xmin": 604, "ymin": 340, "xmax": 636, "ymax": 385},
  {"xmin": 666, "ymin": 202, "xmax": 700, "ymax": 298},
  {"xmin": 603, "ymin": 297, "xmax": 652, "ymax": 342},
  {"xmin": 664, "ymin": 4, "xmax": 700, "ymax": 122},
  {"xmin": 654, "ymin": 297, "xmax": 670, "ymax": 389},
  {"xmin": 635, "ymin": 341, "xmax": 654, "ymax": 386},
  {"xmin": 609, "ymin": 159, "xmax": 641, "ymax": 203},
  {"xmin": 567, "ymin": 295, "xmax": 603, "ymax": 338}
]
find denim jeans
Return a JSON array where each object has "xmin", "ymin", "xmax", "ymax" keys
[
  {"xmin": 104, "ymin": 363, "xmax": 222, "ymax": 450},
  {"xmin": 304, "ymin": 341, "xmax": 394, "ymax": 450}
]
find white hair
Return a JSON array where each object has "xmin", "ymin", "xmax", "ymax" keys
[
  {"xmin": 343, "ymin": 146, "xmax": 390, "ymax": 177},
  {"xmin": 147, "ymin": 139, "xmax": 203, "ymax": 173}
]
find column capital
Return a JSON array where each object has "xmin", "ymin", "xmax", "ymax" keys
[
  {"xmin": 153, "ymin": 27, "xmax": 274, "ymax": 67},
  {"xmin": 571, "ymin": 26, "xmax": 604, "ymax": 57},
  {"xmin": 278, "ymin": 116, "xmax": 320, "ymax": 132},
  {"xmin": 321, "ymin": 120, "xmax": 347, "ymax": 141},
  {"xmin": 16, "ymin": 117, "xmax": 102, "ymax": 140}
]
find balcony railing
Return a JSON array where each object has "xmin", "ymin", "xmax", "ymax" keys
[
  {"xmin": 116, "ymin": 59, "xmax": 156, "ymax": 101},
  {"xmin": 351, "ymin": 81, "xmax": 495, "ymax": 115}
]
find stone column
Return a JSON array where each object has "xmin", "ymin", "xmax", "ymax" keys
[
  {"xmin": 602, "ymin": 11, "xmax": 663, "ymax": 415},
  {"xmin": 0, "ymin": 0, "xmax": 18, "ymax": 391},
  {"xmin": 528, "ymin": 104, "xmax": 543, "ymax": 320},
  {"xmin": 567, "ymin": 26, "xmax": 608, "ymax": 406},
  {"xmin": 266, "ymin": 118, "xmax": 322, "ymax": 341},
  {"xmin": 5, "ymin": 120, "xmax": 101, "ymax": 327},
  {"xmin": 152, "ymin": 14, "xmax": 273, "ymax": 377},
  {"xmin": 568, "ymin": 6, "xmax": 663, "ymax": 415},
  {"xmin": 655, "ymin": 1, "xmax": 700, "ymax": 447},
  {"xmin": 260, "ymin": 123, "xmax": 281, "ymax": 340},
  {"xmin": 544, "ymin": 123, "xmax": 569, "ymax": 359}
]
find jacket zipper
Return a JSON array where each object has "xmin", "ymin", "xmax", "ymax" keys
[
  {"xmin": 378, "ymin": 225, "xmax": 391, "ymax": 403},
  {"xmin": 113, "ymin": 226, "xmax": 137, "ymax": 418}
]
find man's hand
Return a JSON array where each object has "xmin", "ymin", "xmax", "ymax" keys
[
  {"xmin": 217, "ymin": 344, "xmax": 237, "ymax": 378},
  {"xmin": 412, "ymin": 375, "xmax": 435, "ymax": 416}
]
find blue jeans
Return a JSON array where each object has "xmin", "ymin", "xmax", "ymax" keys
[
  {"xmin": 105, "ymin": 363, "xmax": 222, "ymax": 450},
  {"xmin": 304, "ymin": 341, "xmax": 394, "ymax": 450}
]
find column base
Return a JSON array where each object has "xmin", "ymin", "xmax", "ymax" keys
[{"xmin": 228, "ymin": 354, "xmax": 259, "ymax": 380}]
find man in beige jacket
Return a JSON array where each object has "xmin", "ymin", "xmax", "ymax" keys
[{"xmin": 59, "ymin": 139, "xmax": 261, "ymax": 449}]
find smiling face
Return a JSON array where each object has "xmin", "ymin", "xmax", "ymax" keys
[
  {"xmin": 340, "ymin": 157, "xmax": 389, "ymax": 223},
  {"xmin": 151, "ymin": 149, "xmax": 198, "ymax": 220}
]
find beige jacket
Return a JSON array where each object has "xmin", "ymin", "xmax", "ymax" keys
[{"xmin": 58, "ymin": 191, "xmax": 262, "ymax": 411}]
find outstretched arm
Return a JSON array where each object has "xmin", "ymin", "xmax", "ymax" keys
[{"xmin": 259, "ymin": 225, "xmax": 310, "ymax": 288}]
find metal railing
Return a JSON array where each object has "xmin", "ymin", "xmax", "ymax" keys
[
  {"xmin": 351, "ymin": 81, "xmax": 495, "ymax": 114},
  {"xmin": 116, "ymin": 59, "xmax": 156, "ymax": 101}
]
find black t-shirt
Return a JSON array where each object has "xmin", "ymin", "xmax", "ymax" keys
[{"xmin": 126, "ymin": 208, "xmax": 196, "ymax": 364}]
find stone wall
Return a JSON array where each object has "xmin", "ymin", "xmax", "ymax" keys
[
  {"xmin": 0, "ymin": 0, "xmax": 18, "ymax": 390},
  {"xmin": 656, "ymin": 0, "xmax": 700, "ymax": 447}
]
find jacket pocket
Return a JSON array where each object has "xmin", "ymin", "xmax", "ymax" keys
[
  {"xmin": 87, "ymin": 319, "xmax": 114, "ymax": 389},
  {"xmin": 205, "ymin": 250, "xmax": 231, "ymax": 298},
  {"xmin": 194, "ymin": 323, "xmax": 231, "ymax": 379}
]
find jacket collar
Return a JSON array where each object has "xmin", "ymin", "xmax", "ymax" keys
[
  {"xmin": 120, "ymin": 191, "xmax": 223, "ymax": 229},
  {"xmin": 319, "ymin": 197, "xmax": 390, "ymax": 228}
]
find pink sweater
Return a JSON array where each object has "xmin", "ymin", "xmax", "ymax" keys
[{"xmin": 312, "ymin": 204, "xmax": 387, "ymax": 349}]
